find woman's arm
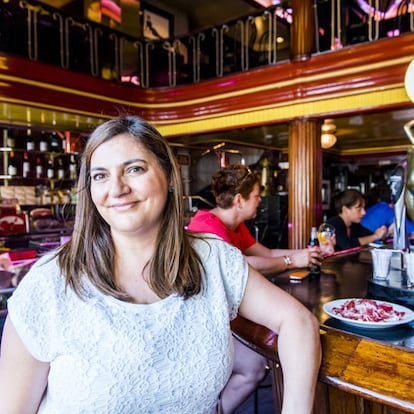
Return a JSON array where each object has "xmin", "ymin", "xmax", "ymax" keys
[
  {"xmin": 239, "ymin": 265, "xmax": 321, "ymax": 414},
  {"xmin": 244, "ymin": 243, "xmax": 319, "ymax": 275},
  {"xmin": 0, "ymin": 316, "xmax": 49, "ymax": 414},
  {"xmin": 358, "ymin": 225, "xmax": 388, "ymax": 246}
]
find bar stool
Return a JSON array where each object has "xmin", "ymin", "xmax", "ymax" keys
[
  {"xmin": 253, "ymin": 361, "xmax": 283, "ymax": 414},
  {"xmin": 231, "ymin": 329, "xmax": 283, "ymax": 414}
]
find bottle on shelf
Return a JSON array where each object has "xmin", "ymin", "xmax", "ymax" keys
[
  {"xmin": 8, "ymin": 150, "xmax": 17, "ymax": 177},
  {"xmin": 46, "ymin": 156, "xmax": 54, "ymax": 179},
  {"xmin": 50, "ymin": 131, "xmax": 61, "ymax": 153},
  {"xmin": 308, "ymin": 226, "xmax": 321, "ymax": 276},
  {"xmin": 26, "ymin": 131, "xmax": 35, "ymax": 151},
  {"xmin": 56, "ymin": 157, "xmax": 65, "ymax": 180},
  {"xmin": 63, "ymin": 131, "xmax": 71, "ymax": 153},
  {"xmin": 39, "ymin": 131, "xmax": 48, "ymax": 152},
  {"xmin": 35, "ymin": 157, "xmax": 44, "ymax": 179},
  {"xmin": 23, "ymin": 151, "xmax": 31, "ymax": 178},
  {"xmin": 69, "ymin": 155, "xmax": 77, "ymax": 180},
  {"xmin": 3, "ymin": 129, "xmax": 14, "ymax": 148}
]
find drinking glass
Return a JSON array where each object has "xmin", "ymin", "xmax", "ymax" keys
[
  {"xmin": 370, "ymin": 248, "xmax": 392, "ymax": 280},
  {"xmin": 405, "ymin": 251, "xmax": 414, "ymax": 284},
  {"xmin": 318, "ymin": 223, "xmax": 336, "ymax": 256}
]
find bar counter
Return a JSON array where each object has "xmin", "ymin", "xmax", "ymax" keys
[{"xmin": 231, "ymin": 249, "xmax": 414, "ymax": 414}]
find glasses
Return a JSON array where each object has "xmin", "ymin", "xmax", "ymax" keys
[{"xmin": 236, "ymin": 166, "xmax": 253, "ymax": 192}]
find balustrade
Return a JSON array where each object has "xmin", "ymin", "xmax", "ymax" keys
[{"xmin": 0, "ymin": 0, "xmax": 412, "ymax": 88}]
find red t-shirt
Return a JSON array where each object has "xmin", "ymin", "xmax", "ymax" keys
[{"xmin": 187, "ymin": 210, "xmax": 256, "ymax": 253}]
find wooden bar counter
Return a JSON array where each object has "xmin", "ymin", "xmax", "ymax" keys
[{"xmin": 231, "ymin": 249, "xmax": 414, "ymax": 414}]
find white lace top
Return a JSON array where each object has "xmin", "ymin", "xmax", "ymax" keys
[{"xmin": 8, "ymin": 237, "xmax": 248, "ymax": 414}]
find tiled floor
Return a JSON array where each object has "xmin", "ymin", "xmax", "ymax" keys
[{"xmin": 234, "ymin": 371, "xmax": 275, "ymax": 414}]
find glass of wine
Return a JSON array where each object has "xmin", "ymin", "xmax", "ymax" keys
[{"xmin": 317, "ymin": 223, "xmax": 336, "ymax": 256}]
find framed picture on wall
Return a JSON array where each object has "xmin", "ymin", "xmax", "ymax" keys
[{"xmin": 141, "ymin": 2, "xmax": 173, "ymax": 40}]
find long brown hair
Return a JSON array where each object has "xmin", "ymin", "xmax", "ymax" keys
[{"xmin": 57, "ymin": 115, "xmax": 204, "ymax": 301}]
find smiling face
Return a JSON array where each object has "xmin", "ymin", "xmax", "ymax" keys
[{"xmin": 90, "ymin": 133, "xmax": 169, "ymax": 238}]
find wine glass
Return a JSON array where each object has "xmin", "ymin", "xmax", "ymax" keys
[
  {"xmin": 318, "ymin": 223, "xmax": 336, "ymax": 256},
  {"xmin": 318, "ymin": 223, "xmax": 335, "ymax": 242}
]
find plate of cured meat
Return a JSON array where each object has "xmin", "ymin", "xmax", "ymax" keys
[{"xmin": 323, "ymin": 298, "xmax": 414, "ymax": 329}]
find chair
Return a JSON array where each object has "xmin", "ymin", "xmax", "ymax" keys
[{"xmin": 231, "ymin": 317, "xmax": 284, "ymax": 414}]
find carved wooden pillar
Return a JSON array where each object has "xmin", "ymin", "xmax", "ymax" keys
[
  {"xmin": 288, "ymin": 119, "xmax": 322, "ymax": 249},
  {"xmin": 290, "ymin": 0, "xmax": 316, "ymax": 61}
]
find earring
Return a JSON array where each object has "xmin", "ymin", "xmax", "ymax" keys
[{"xmin": 169, "ymin": 185, "xmax": 175, "ymax": 192}]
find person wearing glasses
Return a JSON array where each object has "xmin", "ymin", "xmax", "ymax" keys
[
  {"xmin": 187, "ymin": 163, "xmax": 321, "ymax": 413},
  {"xmin": 327, "ymin": 189, "xmax": 388, "ymax": 251}
]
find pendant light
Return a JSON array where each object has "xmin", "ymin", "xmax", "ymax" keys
[
  {"xmin": 321, "ymin": 119, "xmax": 337, "ymax": 149},
  {"xmin": 405, "ymin": 59, "xmax": 414, "ymax": 104},
  {"xmin": 404, "ymin": 59, "xmax": 414, "ymax": 144}
]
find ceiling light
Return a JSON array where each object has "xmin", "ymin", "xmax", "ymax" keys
[
  {"xmin": 405, "ymin": 59, "xmax": 414, "ymax": 103},
  {"xmin": 321, "ymin": 119, "xmax": 337, "ymax": 149},
  {"xmin": 321, "ymin": 133, "xmax": 337, "ymax": 149},
  {"xmin": 321, "ymin": 119, "xmax": 335, "ymax": 133}
]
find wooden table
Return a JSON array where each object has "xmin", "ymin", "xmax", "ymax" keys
[{"xmin": 231, "ymin": 249, "xmax": 414, "ymax": 414}]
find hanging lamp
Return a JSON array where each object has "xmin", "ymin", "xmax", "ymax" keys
[{"xmin": 321, "ymin": 119, "xmax": 337, "ymax": 149}]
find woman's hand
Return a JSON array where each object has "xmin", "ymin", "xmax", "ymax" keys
[{"xmin": 292, "ymin": 248, "xmax": 321, "ymax": 269}]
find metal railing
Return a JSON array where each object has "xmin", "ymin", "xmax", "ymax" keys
[{"xmin": 0, "ymin": 0, "xmax": 413, "ymax": 88}]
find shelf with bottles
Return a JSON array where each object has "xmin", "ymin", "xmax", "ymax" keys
[
  {"xmin": 5, "ymin": 152, "xmax": 79, "ymax": 186},
  {"xmin": 0, "ymin": 126, "xmax": 84, "ymax": 186},
  {"xmin": 2, "ymin": 126, "xmax": 84, "ymax": 154}
]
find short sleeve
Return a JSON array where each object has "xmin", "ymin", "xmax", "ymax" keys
[
  {"xmin": 194, "ymin": 237, "xmax": 249, "ymax": 319},
  {"xmin": 7, "ymin": 255, "xmax": 66, "ymax": 362},
  {"xmin": 237, "ymin": 222, "xmax": 256, "ymax": 251}
]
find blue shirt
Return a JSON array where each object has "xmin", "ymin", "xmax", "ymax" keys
[{"xmin": 361, "ymin": 201, "xmax": 414, "ymax": 235}]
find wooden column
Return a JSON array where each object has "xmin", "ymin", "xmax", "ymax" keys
[
  {"xmin": 286, "ymin": 0, "xmax": 321, "ymax": 249},
  {"xmin": 288, "ymin": 119, "xmax": 322, "ymax": 249},
  {"xmin": 290, "ymin": 0, "xmax": 316, "ymax": 61}
]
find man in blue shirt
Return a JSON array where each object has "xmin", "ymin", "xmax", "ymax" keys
[{"xmin": 361, "ymin": 183, "xmax": 414, "ymax": 236}]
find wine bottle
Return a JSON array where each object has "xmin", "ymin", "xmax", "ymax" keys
[
  {"xmin": 308, "ymin": 226, "xmax": 320, "ymax": 276},
  {"xmin": 50, "ymin": 131, "xmax": 61, "ymax": 153},
  {"xmin": 46, "ymin": 156, "xmax": 54, "ymax": 179},
  {"xmin": 3, "ymin": 129, "xmax": 14, "ymax": 149},
  {"xmin": 26, "ymin": 132, "xmax": 35, "ymax": 151},
  {"xmin": 8, "ymin": 150, "xmax": 17, "ymax": 177},
  {"xmin": 23, "ymin": 151, "xmax": 31, "ymax": 178},
  {"xmin": 56, "ymin": 158, "xmax": 65, "ymax": 180},
  {"xmin": 35, "ymin": 157, "xmax": 44, "ymax": 179},
  {"xmin": 69, "ymin": 155, "xmax": 77, "ymax": 180},
  {"xmin": 39, "ymin": 131, "xmax": 48, "ymax": 152}
]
